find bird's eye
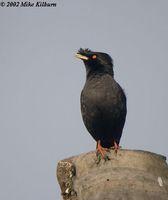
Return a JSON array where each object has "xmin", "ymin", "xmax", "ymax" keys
[{"xmin": 92, "ymin": 55, "xmax": 97, "ymax": 59}]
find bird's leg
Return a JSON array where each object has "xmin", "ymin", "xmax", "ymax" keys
[
  {"xmin": 112, "ymin": 141, "xmax": 120, "ymax": 154},
  {"xmin": 96, "ymin": 140, "xmax": 110, "ymax": 161}
]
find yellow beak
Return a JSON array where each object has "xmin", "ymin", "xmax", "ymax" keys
[{"xmin": 75, "ymin": 53, "xmax": 89, "ymax": 60}]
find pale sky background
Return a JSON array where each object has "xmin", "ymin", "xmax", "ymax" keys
[{"xmin": 0, "ymin": 1, "xmax": 168, "ymax": 199}]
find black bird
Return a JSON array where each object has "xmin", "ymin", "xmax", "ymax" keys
[{"xmin": 75, "ymin": 48, "xmax": 127, "ymax": 159}]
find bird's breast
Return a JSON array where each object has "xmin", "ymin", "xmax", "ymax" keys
[{"xmin": 81, "ymin": 74, "xmax": 126, "ymax": 118}]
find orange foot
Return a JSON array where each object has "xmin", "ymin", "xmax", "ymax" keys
[
  {"xmin": 96, "ymin": 140, "xmax": 110, "ymax": 162},
  {"xmin": 111, "ymin": 141, "xmax": 120, "ymax": 154}
]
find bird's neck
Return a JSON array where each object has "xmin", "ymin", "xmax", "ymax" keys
[{"xmin": 86, "ymin": 67, "xmax": 114, "ymax": 80}]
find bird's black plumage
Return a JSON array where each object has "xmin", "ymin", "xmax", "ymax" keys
[{"xmin": 76, "ymin": 48, "xmax": 127, "ymax": 149}]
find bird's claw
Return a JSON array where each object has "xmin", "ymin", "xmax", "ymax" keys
[
  {"xmin": 96, "ymin": 153, "xmax": 110, "ymax": 164},
  {"xmin": 96, "ymin": 140, "xmax": 110, "ymax": 163},
  {"xmin": 111, "ymin": 141, "xmax": 120, "ymax": 154}
]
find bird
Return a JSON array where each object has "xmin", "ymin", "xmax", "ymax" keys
[{"xmin": 75, "ymin": 48, "xmax": 127, "ymax": 160}]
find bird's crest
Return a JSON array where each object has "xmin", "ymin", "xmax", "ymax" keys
[{"xmin": 78, "ymin": 48, "xmax": 92, "ymax": 54}]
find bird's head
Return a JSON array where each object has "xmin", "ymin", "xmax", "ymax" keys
[{"xmin": 75, "ymin": 48, "xmax": 114, "ymax": 78}]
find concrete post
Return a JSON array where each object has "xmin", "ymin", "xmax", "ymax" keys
[{"xmin": 57, "ymin": 149, "xmax": 168, "ymax": 200}]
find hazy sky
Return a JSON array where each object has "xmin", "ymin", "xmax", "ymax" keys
[{"xmin": 0, "ymin": 1, "xmax": 168, "ymax": 199}]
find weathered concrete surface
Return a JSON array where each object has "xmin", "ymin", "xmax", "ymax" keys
[{"xmin": 57, "ymin": 149, "xmax": 168, "ymax": 200}]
